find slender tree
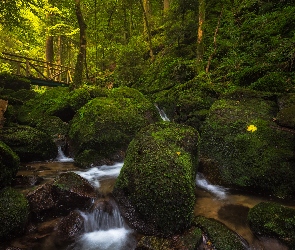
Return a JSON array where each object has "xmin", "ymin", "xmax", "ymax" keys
[
  {"xmin": 73, "ymin": 0, "xmax": 87, "ymax": 89},
  {"xmin": 196, "ymin": 0, "xmax": 205, "ymax": 73}
]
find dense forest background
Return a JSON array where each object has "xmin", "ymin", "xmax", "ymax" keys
[{"xmin": 0, "ymin": 0, "xmax": 294, "ymax": 93}]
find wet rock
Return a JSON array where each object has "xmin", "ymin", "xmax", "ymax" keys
[
  {"xmin": 26, "ymin": 183, "xmax": 56, "ymax": 221},
  {"xmin": 52, "ymin": 172, "xmax": 97, "ymax": 213},
  {"xmin": 247, "ymin": 202, "xmax": 295, "ymax": 248},
  {"xmin": 114, "ymin": 122, "xmax": 199, "ymax": 236},
  {"xmin": 90, "ymin": 199, "xmax": 114, "ymax": 214},
  {"xmin": 54, "ymin": 211, "xmax": 84, "ymax": 246},
  {"xmin": 136, "ymin": 227, "xmax": 202, "ymax": 250},
  {"xmin": 194, "ymin": 216, "xmax": 248, "ymax": 250},
  {"xmin": 27, "ymin": 172, "xmax": 97, "ymax": 221},
  {"xmin": 0, "ymin": 99, "xmax": 8, "ymax": 128},
  {"xmin": 12, "ymin": 175, "xmax": 43, "ymax": 187}
]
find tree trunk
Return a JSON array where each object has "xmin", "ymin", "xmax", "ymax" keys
[
  {"xmin": 196, "ymin": 0, "xmax": 205, "ymax": 73},
  {"xmin": 73, "ymin": 0, "xmax": 87, "ymax": 89},
  {"xmin": 140, "ymin": 0, "xmax": 154, "ymax": 61},
  {"xmin": 163, "ymin": 0, "xmax": 169, "ymax": 12}
]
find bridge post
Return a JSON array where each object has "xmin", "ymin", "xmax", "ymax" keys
[{"xmin": 26, "ymin": 59, "xmax": 30, "ymax": 77}]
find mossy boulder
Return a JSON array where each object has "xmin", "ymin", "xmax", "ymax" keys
[
  {"xmin": 0, "ymin": 125, "xmax": 57, "ymax": 162},
  {"xmin": 276, "ymin": 93, "xmax": 295, "ymax": 129},
  {"xmin": 0, "ymin": 140, "xmax": 20, "ymax": 188},
  {"xmin": 200, "ymin": 89, "xmax": 295, "ymax": 198},
  {"xmin": 113, "ymin": 122, "xmax": 199, "ymax": 236},
  {"xmin": 247, "ymin": 202, "xmax": 295, "ymax": 248},
  {"xmin": 18, "ymin": 87, "xmax": 73, "ymax": 124},
  {"xmin": 194, "ymin": 216, "xmax": 248, "ymax": 250},
  {"xmin": 0, "ymin": 187, "xmax": 29, "ymax": 240},
  {"xmin": 136, "ymin": 227, "xmax": 202, "ymax": 250},
  {"xmin": 69, "ymin": 87, "xmax": 161, "ymax": 167}
]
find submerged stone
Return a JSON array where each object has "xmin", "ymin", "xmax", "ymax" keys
[
  {"xmin": 247, "ymin": 202, "xmax": 295, "ymax": 248},
  {"xmin": 194, "ymin": 216, "xmax": 248, "ymax": 250},
  {"xmin": 113, "ymin": 122, "xmax": 199, "ymax": 236}
]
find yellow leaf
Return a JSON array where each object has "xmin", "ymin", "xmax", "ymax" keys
[{"xmin": 247, "ymin": 124, "xmax": 257, "ymax": 132}]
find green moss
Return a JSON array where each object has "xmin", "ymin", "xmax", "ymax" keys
[
  {"xmin": 0, "ymin": 73, "xmax": 31, "ymax": 90},
  {"xmin": 114, "ymin": 122, "xmax": 199, "ymax": 236},
  {"xmin": 200, "ymin": 91, "xmax": 295, "ymax": 198},
  {"xmin": 68, "ymin": 88, "xmax": 91, "ymax": 111},
  {"xmin": 0, "ymin": 187, "xmax": 29, "ymax": 239},
  {"xmin": 247, "ymin": 202, "xmax": 295, "ymax": 248},
  {"xmin": 0, "ymin": 140, "xmax": 20, "ymax": 188},
  {"xmin": 0, "ymin": 125, "xmax": 57, "ymax": 162},
  {"xmin": 74, "ymin": 149, "xmax": 103, "ymax": 168},
  {"xmin": 69, "ymin": 87, "xmax": 160, "ymax": 165},
  {"xmin": 194, "ymin": 216, "xmax": 247, "ymax": 250},
  {"xmin": 276, "ymin": 105, "xmax": 295, "ymax": 129}
]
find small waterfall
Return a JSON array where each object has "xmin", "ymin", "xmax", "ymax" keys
[
  {"xmin": 75, "ymin": 162, "xmax": 124, "ymax": 188},
  {"xmin": 69, "ymin": 201, "xmax": 136, "ymax": 250},
  {"xmin": 196, "ymin": 173, "xmax": 227, "ymax": 199},
  {"xmin": 56, "ymin": 146, "xmax": 74, "ymax": 162},
  {"xmin": 155, "ymin": 103, "xmax": 170, "ymax": 121}
]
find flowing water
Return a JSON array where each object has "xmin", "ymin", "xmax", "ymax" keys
[
  {"xmin": 155, "ymin": 103, "xmax": 170, "ymax": 121},
  {"xmin": 8, "ymin": 148, "xmax": 295, "ymax": 250}
]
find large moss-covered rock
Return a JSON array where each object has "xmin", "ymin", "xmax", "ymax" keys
[
  {"xmin": 0, "ymin": 125, "xmax": 57, "ymax": 162},
  {"xmin": 0, "ymin": 187, "xmax": 29, "ymax": 240},
  {"xmin": 200, "ymin": 89, "xmax": 295, "ymax": 198},
  {"xmin": 113, "ymin": 122, "xmax": 199, "ymax": 236},
  {"xmin": 194, "ymin": 216, "xmax": 248, "ymax": 250},
  {"xmin": 69, "ymin": 87, "xmax": 161, "ymax": 166},
  {"xmin": 247, "ymin": 202, "xmax": 295, "ymax": 248},
  {"xmin": 276, "ymin": 93, "xmax": 295, "ymax": 129},
  {"xmin": 0, "ymin": 140, "xmax": 20, "ymax": 188}
]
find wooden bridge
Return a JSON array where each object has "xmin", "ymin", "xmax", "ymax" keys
[{"xmin": 0, "ymin": 52, "xmax": 73, "ymax": 87}]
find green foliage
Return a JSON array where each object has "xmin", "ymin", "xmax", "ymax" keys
[
  {"xmin": 114, "ymin": 122, "xmax": 199, "ymax": 236},
  {"xmin": 0, "ymin": 140, "xmax": 20, "ymax": 188},
  {"xmin": 0, "ymin": 187, "xmax": 29, "ymax": 240},
  {"xmin": 114, "ymin": 36, "xmax": 149, "ymax": 86},
  {"xmin": 194, "ymin": 216, "xmax": 247, "ymax": 250},
  {"xmin": 247, "ymin": 202, "xmax": 295, "ymax": 248}
]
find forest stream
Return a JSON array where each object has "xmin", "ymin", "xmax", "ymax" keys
[{"xmin": 7, "ymin": 147, "xmax": 294, "ymax": 250}]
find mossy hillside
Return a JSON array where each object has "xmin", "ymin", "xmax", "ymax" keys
[
  {"xmin": 69, "ymin": 87, "xmax": 161, "ymax": 164},
  {"xmin": 114, "ymin": 122, "xmax": 199, "ymax": 236},
  {"xmin": 200, "ymin": 92, "xmax": 295, "ymax": 198},
  {"xmin": 0, "ymin": 125, "xmax": 57, "ymax": 162},
  {"xmin": 194, "ymin": 216, "xmax": 247, "ymax": 250},
  {"xmin": 0, "ymin": 140, "xmax": 20, "ymax": 188},
  {"xmin": 0, "ymin": 187, "xmax": 29, "ymax": 240},
  {"xmin": 247, "ymin": 202, "xmax": 295, "ymax": 248}
]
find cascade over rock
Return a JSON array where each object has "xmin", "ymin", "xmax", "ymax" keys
[{"xmin": 113, "ymin": 122, "xmax": 199, "ymax": 236}]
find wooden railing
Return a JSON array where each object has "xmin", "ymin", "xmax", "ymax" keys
[{"xmin": 0, "ymin": 52, "xmax": 73, "ymax": 84}]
